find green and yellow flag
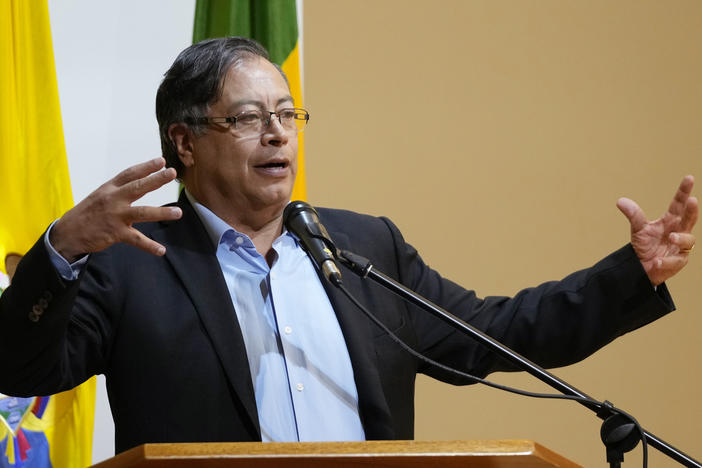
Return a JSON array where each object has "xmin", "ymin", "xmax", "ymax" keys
[
  {"xmin": 193, "ymin": 0, "xmax": 307, "ymax": 201},
  {"xmin": 0, "ymin": 1, "xmax": 95, "ymax": 466}
]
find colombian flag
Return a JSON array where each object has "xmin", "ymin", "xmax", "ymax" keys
[
  {"xmin": 193, "ymin": 0, "xmax": 307, "ymax": 201},
  {"xmin": 0, "ymin": 1, "xmax": 96, "ymax": 467}
]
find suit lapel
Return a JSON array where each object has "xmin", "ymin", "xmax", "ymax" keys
[
  {"xmin": 321, "ymin": 227, "xmax": 396, "ymax": 440},
  {"xmin": 151, "ymin": 194, "xmax": 260, "ymax": 438}
]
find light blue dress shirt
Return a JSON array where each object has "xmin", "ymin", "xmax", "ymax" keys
[{"xmin": 183, "ymin": 192, "xmax": 366, "ymax": 442}]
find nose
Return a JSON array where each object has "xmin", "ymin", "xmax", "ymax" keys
[{"xmin": 261, "ymin": 113, "xmax": 290, "ymax": 147}]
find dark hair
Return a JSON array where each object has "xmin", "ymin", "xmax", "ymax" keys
[{"xmin": 156, "ymin": 37, "xmax": 285, "ymax": 178}]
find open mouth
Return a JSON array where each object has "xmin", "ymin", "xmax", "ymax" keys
[
  {"xmin": 256, "ymin": 161, "xmax": 288, "ymax": 169},
  {"xmin": 254, "ymin": 160, "xmax": 289, "ymax": 176}
]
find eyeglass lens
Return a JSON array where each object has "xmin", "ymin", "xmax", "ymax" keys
[{"xmin": 234, "ymin": 109, "xmax": 307, "ymax": 136}]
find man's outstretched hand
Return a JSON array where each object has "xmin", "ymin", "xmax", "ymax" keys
[
  {"xmin": 617, "ymin": 175, "xmax": 698, "ymax": 286},
  {"xmin": 50, "ymin": 158, "xmax": 183, "ymax": 263}
]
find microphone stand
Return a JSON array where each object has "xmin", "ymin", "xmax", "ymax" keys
[{"xmin": 337, "ymin": 249, "xmax": 701, "ymax": 468}]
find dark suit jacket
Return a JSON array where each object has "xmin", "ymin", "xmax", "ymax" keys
[{"xmin": 0, "ymin": 195, "xmax": 674, "ymax": 453}]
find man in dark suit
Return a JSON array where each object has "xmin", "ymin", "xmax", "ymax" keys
[{"xmin": 0, "ymin": 37, "xmax": 697, "ymax": 453}]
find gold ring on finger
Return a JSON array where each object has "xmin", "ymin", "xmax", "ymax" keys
[{"xmin": 680, "ymin": 244, "xmax": 695, "ymax": 254}]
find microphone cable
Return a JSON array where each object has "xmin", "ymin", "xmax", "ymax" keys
[{"xmin": 334, "ymin": 282, "xmax": 649, "ymax": 468}]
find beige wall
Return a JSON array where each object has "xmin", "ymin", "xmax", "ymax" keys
[{"xmin": 304, "ymin": 1, "xmax": 702, "ymax": 466}]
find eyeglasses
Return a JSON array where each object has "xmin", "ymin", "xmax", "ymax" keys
[{"xmin": 189, "ymin": 108, "xmax": 309, "ymax": 137}]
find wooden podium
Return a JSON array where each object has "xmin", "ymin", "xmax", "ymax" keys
[{"xmin": 91, "ymin": 440, "xmax": 582, "ymax": 468}]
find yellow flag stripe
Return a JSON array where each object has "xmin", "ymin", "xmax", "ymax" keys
[
  {"xmin": 0, "ymin": 0, "xmax": 74, "ymax": 273},
  {"xmin": 281, "ymin": 41, "xmax": 306, "ymax": 202}
]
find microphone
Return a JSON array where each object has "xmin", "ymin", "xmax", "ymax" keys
[{"xmin": 283, "ymin": 201, "xmax": 343, "ymax": 286}]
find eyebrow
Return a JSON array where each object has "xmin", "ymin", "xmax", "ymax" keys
[{"xmin": 227, "ymin": 96, "xmax": 295, "ymax": 112}]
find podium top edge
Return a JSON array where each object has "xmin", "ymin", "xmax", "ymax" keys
[
  {"xmin": 141, "ymin": 439, "xmax": 541, "ymax": 456},
  {"xmin": 91, "ymin": 440, "xmax": 583, "ymax": 468}
]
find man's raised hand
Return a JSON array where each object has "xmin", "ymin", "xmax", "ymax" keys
[
  {"xmin": 617, "ymin": 175, "xmax": 698, "ymax": 286},
  {"xmin": 50, "ymin": 158, "xmax": 183, "ymax": 262}
]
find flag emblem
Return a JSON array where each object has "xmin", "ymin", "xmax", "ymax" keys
[{"xmin": 0, "ymin": 396, "xmax": 51, "ymax": 467}]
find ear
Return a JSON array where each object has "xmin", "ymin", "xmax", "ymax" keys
[{"xmin": 168, "ymin": 123, "xmax": 195, "ymax": 168}]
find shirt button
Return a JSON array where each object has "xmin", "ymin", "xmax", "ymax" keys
[
  {"xmin": 271, "ymin": 272, "xmax": 277, "ymax": 280},
  {"xmin": 235, "ymin": 236, "xmax": 244, "ymax": 245},
  {"xmin": 296, "ymin": 383, "xmax": 304, "ymax": 392},
  {"xmin": 284, "ymin": 326, "xmax": 292, "ymax": 335}
]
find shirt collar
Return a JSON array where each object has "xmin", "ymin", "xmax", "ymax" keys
[{"xmin": 184, "ymin": 189, "xmax": 297, "ymax": 249}]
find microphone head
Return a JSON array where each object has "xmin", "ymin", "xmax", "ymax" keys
[
  {"xmin": 284, "ymin": 201, "xmax": 329, "ymax": 241},
  {"xmin": 283, "ymin": 200, "xmax": 317, "ymax": 228},
  {"xmin": 283, "ymin": 200, "xmax": 343, "ymax": 286}
]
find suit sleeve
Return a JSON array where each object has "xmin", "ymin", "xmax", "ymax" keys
[
  {"xmin": 0, "ymin": 234, "xmax": 111, "ymax": 396},
  {"xmin": 377, "ymin": 216, "xmax": 675, "ymax": 383}
]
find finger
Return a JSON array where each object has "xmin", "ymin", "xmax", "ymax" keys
[
  {"xmin": 666, "ymin": 175, "xmax": 695, "ymax": 218},
  {"xmin": 617, "ymin": 197, "xmax": 648, "ymax": 232},
  {"xmin": 127, "ymin": 206, "xmax": 183, "ymax": 224},
  {"xmin": 121, "ymin": 227, "xmax": 167, "ymax": 256},
  {"xmin": 120, "ymin": 167, "xmax": 178, "ymax": 202},
  {"xmin": 669, "ymin": 232, "xmax": 696, "ymax": 252},
  {"xmin": 679, "ymin": 196, "xmax": 698, "ymax": 233},
  {"xmin": 112, "ymin": 157, "xmax": 166, "ymax": 187},
  {"xmin": 654, "ymin": 254, "xmax": 689, "ymax": 276},
  {"xmin": 646, "ymin": 254, "xmax": 689, "ymax": 286}
]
